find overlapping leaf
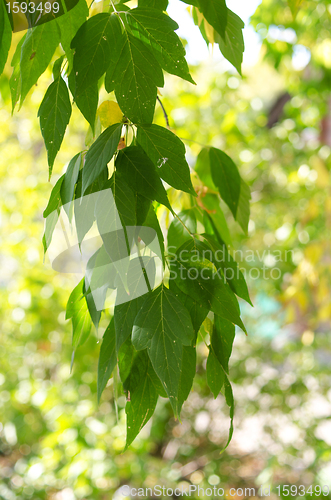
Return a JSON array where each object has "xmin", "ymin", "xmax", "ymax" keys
[
  {"xmin": 97, "ymin": 318, "xmax": 117, "ymax": 402},
  {"xmin": 132, "ymin": 285, "xmax": 195, "ymax": 417},
  {"xmin": 125, "ymin": 8, "xmax": 194, "ymax": 83},
  {"xmin": 137, "ymin": 124, "xmax": 196, "ymax": 195},
  {"xmin": 38, "ymin": 76, "xmax": 72, "ymax": 177},
  {"xmin": 0, "ymin": 0, "xmax": 12, "ymax": 75},
  {"xmin": 20, "ymin": 21, "xmax": 60, "ymax": 105},
  {"xmin": 198, "ymin": 0, "xmax": 227, "ymax": 40},
  {"xmin": 215, "ymin": 9, "xmax": 245, "ymax": 76}
]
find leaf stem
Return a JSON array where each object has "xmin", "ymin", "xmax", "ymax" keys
[{"xmin": 157, "ymin": 96, "xmax": 170, "ymax": 128}]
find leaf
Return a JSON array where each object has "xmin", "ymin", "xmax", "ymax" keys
[
  {"xmin": 66, "ymin": 279, "xmax": 92, "ymax": 351},
  {"xmin": 108, "ymin": 29, "xmax": 164, "ymax": 123},
  {"xmin": 209, "ymin": 147, "xmax": 241, "ymax": 219},
  {"xmin": 236, "ymin": 178, "xmax": 251, "ymax": 235},
  {"xmin": 97, "ymin": 318, "xmax": 117, "ymax": 403},
  {"xmin": 82, "ymin": 124, "xmax": 122, "ymax": 195},
  {"xmin": 167, "ymin": 209, "xmax": 197, "ymax": 252},
  {"xmin": 201, "ymin": 193, "xmax": 232, "ymax": 247},
  {"xmin": 215, "ymin": 9, "xmax": 245, "ymax": 76},
  {"xmin": 195, "ymin": 147, "xmax": 215, "ymax": 190},
  {"xmin": 202, "ymin": 234, "xmax": 252, "ymax": 306},
  {"xmin": 43, "ymin": 175, "xmax": 64, "ymax": 219},
  {"xmin": 97, "ymin": 100, "xmax": 123, "ymax": 128},
  {"xmin": 178, "ymin": 345, "xmax": 196, "ymax": 413},
  {"xmin": 143, "ymin": 204, "xmax": 165, "ymax": 265},
  {"xmin": 115, "ymin": 146, "xmax": 171, "ymax": 210},
  {"xmin": 20, "ymin": 21, "xmax": 60, "ymax": 105},
  {"xmin": 60, "ymin": 153, "xmax": 82, "ymax": 218},
  {"xmin": 132, "ymin": 285, "xmax": 195, "ymax": 417},
  {"xmin": 52, "ymin": 56, "xmax": 64, "ymax": 80},
  {"xmin": 125, "ymin": 8, "xmax": 194, "ymax": 84},
  {"xmin": 125, "ymin": 350, "xmax": 159, "ymax": 447},
  {"xmin": 71, "ymin": 13, "xmax": 123, "ymax": 96},
  {"xmin": 56, "ymin": 0, "xmax": 89, "ymax": 72},
  {"xmin": 0, "ymin": 0, "xmax": 12, "ymax": 75},
  {"xmin": 211, "ymin": 316, "xmax": 235, "ymax": 374},
  {"xmin": 207, "ymin": 348, "xmax": 225, "ymax": 398},
  {"xmin": 198, "ymin": 0, "xmax": 228, "ymax": 40},
  {"xmin": 138, "ymin": 0, "xmax": 168, "ymax": 9},
  {"xmin": 38, "ymin": 76, "xmax": 72, "ymax": 177},
  {"xmin": 137, "ymin": 124, "xmax": 196, "ymax": 195},
  {"xmin": 114, "ymin": 295, "xmax": 147, "ymax": 353},
  {"xmin": 169, "ymin": 281, "xmax": 208, "ymax": 337},
  {"xmin": 206, "ymin": 346, "xmax": 234, "ymax": 450},
  {"xmin": 68, "ymin": 71, "xmax": 99, "ymax": 132},
  {"xmin": 170, "ymin": 239, "xmax": 246, "ymax": 332},
  {"xmin": 108, "ymin": 174, "xmax": 137, "ymax": 227}
]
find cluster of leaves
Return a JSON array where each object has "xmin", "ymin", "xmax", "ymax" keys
[{"xmin": 0, "ymin": 0, "xmax": 251, "ymax": 446}]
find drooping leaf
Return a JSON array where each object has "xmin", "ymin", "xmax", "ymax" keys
[
  {"xmin": 68, "ymin": 71, "xmax": 99, "ymax": 132},
  {"xmin": 215, "ymin": 9, "xmax": 245, "ymax": 76},
  {"xmin": 60, "ymin": 153, "xmax": 82, "ymax": 218},
  {"xmin": 178, "ymin": 345, "xmax": 196, "ymax": 413},
  {"xmin": 170, "ymin": 239, "xmax": 246, "ymax": 332},
  {"xmin": 201, "ymin": 193, "xmax": 232, "ymax": 247},
  {"xmin": 114, "ymin": 295, "xmax": 147, "ymax": 353},
  {"xmin": 202, "ymin": 234, "xmax": 253, "ymax": 306},
  {"xmin": 66, "ymin": 279, "xmax": 93, "ymax": 358},
  {"xmin": 211, "ymin": 316, "xmax": 235, "ymax": 374},
  {"xmin": 56, "ymin": 0, "xmax": 89, "ymax": 72},
  {"xmin": 9, "ymin": 64, "xmax": 21, "ymax": 113},
  {"xmin": 209, "ymin": 147, "xmax": 241, "ymax": 219},
  {"xmin": 137, "ymin": 124, "xmax": 196, "ymax": 195},
  {"xmin": 206, "ymin": 346, "xmax": 234, "ymax": 450},
  {"xmin": 20, "ymin": 21, "xmax": 60, "ymax": 105},
  {"xmin": 198, "ymin": 0, "xmax": 228, "ymax": 40},
  {"xmin": 108, "ymin": 174, "xmax": 137, "ymax": 227},
  {"xmin": 236, "ymin": 178, "xmax": 251, "ymax": 234},
  {"xmin": 82, "ymin": 124, "xmax": 122, "ymax": 195},
  {"xmin": 169, "ymin": 281, "xmax": 209, "ymax": 337},
  {"xmin": 71, "ymin": 13, "xmax": 123, "ymax": 96},
  {"xmin": 0, "ymin": 0, "xmax": 12, "ymax": 75},
  {"xmin": 125, "ymin": 350, "xmax": 159, "ymax": 448},
  {"xmin": 143, "ymin": 204, "xmax": 165, "ymax": 265},
  {"xmin": 115, "ymin": 146, "xmax": 171, "ymax": 210},
  {"xmin": 195, "ymin": 147, "xmax": 215, "ymax": 190},
  {"xmin": 42, "ymin": 175, "xmax": 65, "ymax": 253},
  {"xmin": 107, "ymin": 29, "xmax": 164, "ymax": 123},
  {"xmin": 138, "ymin": 0, "xmax": 168, "ymax": 9},
  {"xmin": 38, "ymin": 76, "xmax": 72, "ymax": 177},
  {"xmin": 97, "ymin": 318, "xmax": 117, "ymax": 403},
  {"xmin": 132, "ymin": 285, "xmax": 195, "ymax": 417},
  {"xmin": 125, "ymin": 8, "xmax": 194, "ymax": 84}
]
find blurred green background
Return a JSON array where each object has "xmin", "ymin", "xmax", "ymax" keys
[{"xmin": 1, "ymin": 0, "xmax": 331, "ymax": 498}]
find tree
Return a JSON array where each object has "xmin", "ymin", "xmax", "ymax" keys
[{"xmin": 0, "ymin": 0, "xmax": 251, "ymax": 448}]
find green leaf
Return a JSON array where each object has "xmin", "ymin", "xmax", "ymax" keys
[
  {"xmin": 71, "ymin": 13, "xmax": 123, "ymax": 96},
  {"xmin": 202, "ymin": 234, "xmax": 252, "ymax": 306},
  {"xmin": 209, "ymin": 147, "xmax": 241, "ymax": 219},
  {"xmin": 82, "ymin": 124, "xmax": 122, "ymax": 195},
  {"xmin": 60, "ymin": 153, "xmax": 82, "ymax": 218},
  {"xmin": 68, "ymin": 71, "xmax": 99, "ymax": 132},
  {"xmin": 135, "ymin": 194, "xmax": 151, "ymax": 226},
  {"xmin": 97, "ymin": 318, "xmax": 117, "ymax": 403},
  {"xmin": 20, "ymin": 21, "xmax": 60, "ymax": 105},
  {"xmin": 125, "ymin": 350, "xmax": 159, "ymax": 448},
  {"xmin": 114, "ymin": 296, "xmax": 147, "ymax": 353},
  {"xmin": 169, "ymin": 281, "xmax": 208, "ymax": 337},
  {"xmin": 132, "ymin": 285, "xmax": 195, "ymax": 417},
  {"xmin": 236, "ymin": 178, "xmax": 251, "ymax": 234},
  {"xmin": 180, "ymin": 0, "xmax": 199, "ymax": 6},
  {"xmin": 215, "ymin": 9, "xmax": 244, "ymax": 76},
  {"xmin": 143, "ymin": 204, "xmax": 165, "ymax": 265},
  {"xmin": 108, "ymin": 174, "xmax": 137, "ymax": 227},
  {"xmin": 201, "ymin": 194, "xmax": 232, "ymax": 247},
  {"xmin": 178, "ymin": 345, "xmax": 196, "ymax": 413},
  {"xmin": 170, "ymin": 239, "xmax": 246, "ymax": 332},
  {"xmin": 43, "ymin": 175, "xmax": 64, "ymax": 218},
  {"xmin": 211, "ymin": 316, "xmax": 235, "ymax": 374},
  {"xmin": 115, "ymin": 146, "xmax": 171, "ymax": 210},
  {"xmin": 38, "ymin": 76, "xmax": 72, "ymax": 178},
  {"xmin": 0, "ymin": 0, "xmax": 12, "ymax": 75},
  {"xmin": 137, "ymin": 124, "xmax": 196, "ymax": 195},
  {"xmin": 66, "ymin": 279, "xmax": 92, "ymax": 351},
  {"xmin": 207, "ymin": 348, "xmax": 225, "ymax": 398},
  {"xmin": 195, "ymin": 147, "xmax": 215, "ymax": 190},
  {"xmin": 125, "ymin": 8, "xmax": 194, "ymax": 84},
  {"xmin": 138, "ymin": 0, "xmax": 168, "ymax": 10},
  {"xmin": 198, "ymin": 0, "xmax": 228, "ymax": 40},
  {"xmin": 52, "ymin": 56, "xmax": 64, "ymax": 80},
  {"xmin": 9, "ymin": 64, "xmax": 21, "ymax": 113},
  {"xmin": 56, "ymin": 0, "xmax": 89, "ymax": 72},
  {"xmin": 111, "ymin": 29, "xmax": 164, "ymax": 123},
  {"xmin": 167, "ymin": 209, "xmax": 197, "ymax": 252}
]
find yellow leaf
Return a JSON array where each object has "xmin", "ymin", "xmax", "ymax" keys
[{"xmin": 97, "ymin": 101, "xmax": 124, "ymax": 128}]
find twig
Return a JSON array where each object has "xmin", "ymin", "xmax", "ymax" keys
[{"xmin": 157, "ymin": 96, "xmax": 170, "ymax": 128}]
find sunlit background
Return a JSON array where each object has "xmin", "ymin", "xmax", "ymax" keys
[{"xmin": 1, "ymin": 0, "xmax": 331, "ymax": 498}]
